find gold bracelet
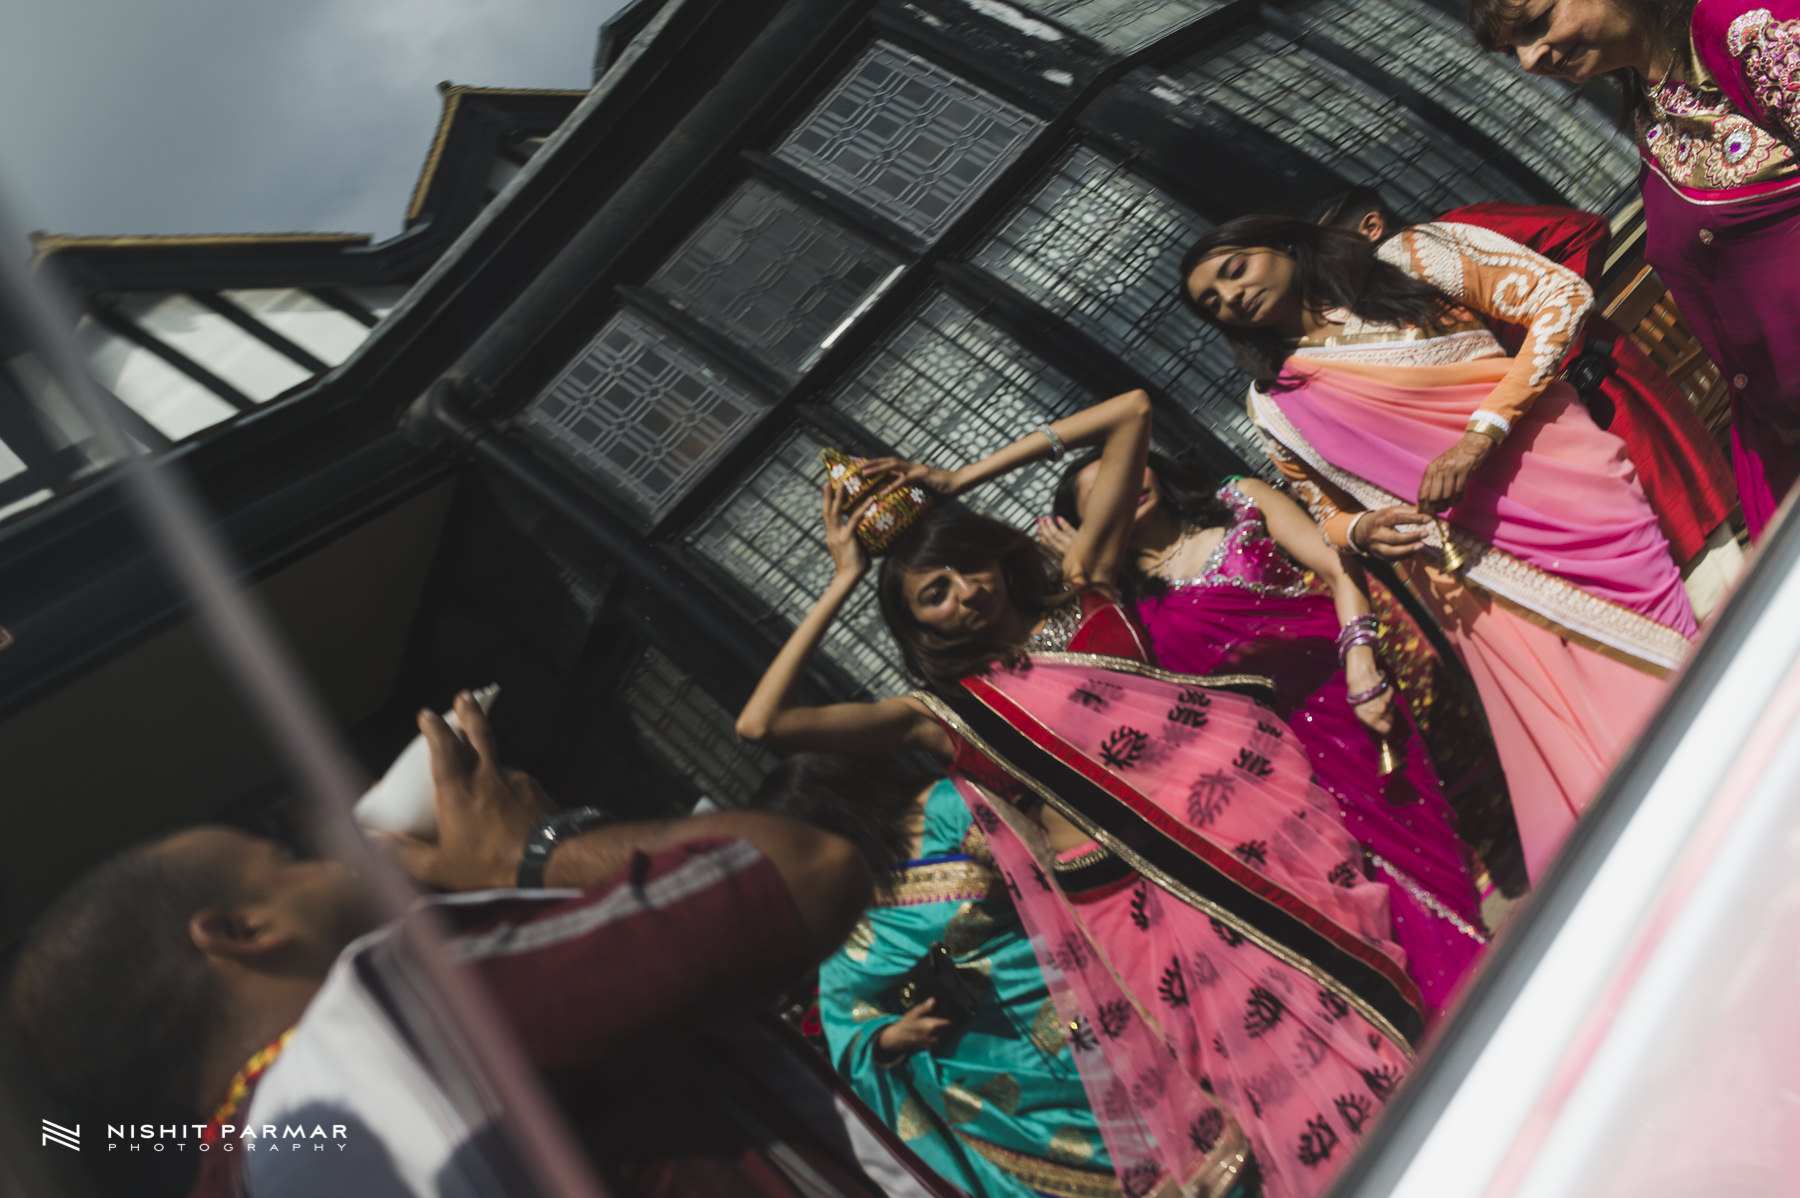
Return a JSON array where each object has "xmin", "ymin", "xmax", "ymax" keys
[{"xmin": 1464, "ymin": 414, "xmax": 1509, "ymax": 445}]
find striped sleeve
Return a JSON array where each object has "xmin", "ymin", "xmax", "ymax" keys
[{"xmin": 449, "ymin": 838, "xmax": 809, "ymax": 1070}]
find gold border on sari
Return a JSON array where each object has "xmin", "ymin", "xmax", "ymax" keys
[
  {"xmin": 1025, "ymin": 650, "xmax": 1277, "ymax": 702},
  {"xmin": 916, "ymin": 690, "xmax": 1418, "ymax": 1058},
  {"xmin": 877, "ymin": 860, "xmax": 1000, "ymax": 908},
  {"xmin": 1251, "ymin": 387, "xmax": 1690, "ymax": 676},
  {"xmin": 953, "ymin": 1129, "xmax": 1122, "ymax": 1198}
]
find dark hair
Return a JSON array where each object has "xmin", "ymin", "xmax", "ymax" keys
[
  {"xmin": 877, "ymin": 507, "xmax": 1068, "ymax": 690},
  {"xmin": 1050, "ymin": 450, "xmax": 1233, "ymax": 596},
  {"xmin": 1176, "ymin": 214, "xmax": 1455, "ymax": 392},
  {"xmin": 1466, "ymin": 0, "xmax": 1695, "ymax": 70},
  {"xmin": 750, "ymin": 753, "xmax": 942, "ymax": 891},
  {"xmin": 1306, "ymin": 186, "xmax": 1408, "ymax": 238},
  {"xmin": 5, "ymin": 837, "xmax": 248, "ymax": 1123}
]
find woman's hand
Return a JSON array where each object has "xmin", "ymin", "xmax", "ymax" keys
[
  {"xmin": 1417, "ymin": 432, "xmax": 1494, "ymax": 514},
  {"xmin": 859, "ymin": 456, "xmax": 961, "ymax": 499},
  {"xmin": 1036, "ymin": 515, "xmax": 1077, "ymax": 556},
  {"xmin": 822, "ymin": 481, "xmax": 878, "ymax": 581},
  {"xmin": 1353, "ymin": 506, "xmax": 1430, "ymax": 560},
  {"xmin": 876, "ymin": 998, "xmax": 955, "ymax": 1057},
  {"xmin": 1345, "ymin": 648, "xmax": 1395, "ymax": 736}
]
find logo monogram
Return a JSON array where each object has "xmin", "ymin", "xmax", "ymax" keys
[{"xmin": 41, "ymin": 1120, "xmax": 80, "ymax": 1151}]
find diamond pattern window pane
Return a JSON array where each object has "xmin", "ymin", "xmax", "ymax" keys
[
  {"xmin": 650, "ymin": 182, "xmax": 903, "ymax": 379},
  {"xmin": 776, "ymin": 42, "xmax": 1044, "ymax": 239},
  {"xmin": 622, "ymin": 645, "xmax": 777, "ymax": 808},
  {"xmin": 519, "ymin": 310, "xmax": 768, "ymax": 521},
  {"xmin": 972, "ymin": 148, "xmax": 1270, "ymax": 471},
  {"xmin": 1019, "ymin": 0, "xmax": 1227, "ymax": 53},
  {"xmin": 688, "ymin": 431, "xmax": 911, "ymax": 699},
  {"xmin": 834, "ymin": 291, "xmax": 1099, "ymax": 530},
  {"xmin": 1292, "ymin": 0, "xmax": 1637, "ymax": 214},
  {"xmin": 1158, "ymin": 31, "xmax": 1536, "ymax": 219}
]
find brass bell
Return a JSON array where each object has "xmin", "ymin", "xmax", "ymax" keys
[
  {"xmin": 1376, "ymin": 737, "xmax": 1400, "ymax": 778},
  {"xmin": 1434, "ymin": 516, "xmax": 1469, "ymax": 574}
]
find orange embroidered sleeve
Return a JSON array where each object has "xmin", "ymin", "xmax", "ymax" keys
[{"xmin": 1378, "ymin": 223, "xmax": 1594, "ymax": 431}]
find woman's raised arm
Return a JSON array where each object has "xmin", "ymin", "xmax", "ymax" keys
[
  {"xmin": 736, "ymin": 481, "xmax": 951, "ymax": 758},
  {"xmin": 862, "ymin": 388, "xmax": 1154, "ymax": 590}
]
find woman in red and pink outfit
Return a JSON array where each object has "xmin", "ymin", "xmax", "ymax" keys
[{"xmin": 737, "ymin": 391, "xmax": 1420, "ymax": 1198}]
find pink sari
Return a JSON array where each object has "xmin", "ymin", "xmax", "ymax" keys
[
  {"xmin": 1257, "ymin": 360, "xmax": 1696, "ymax": 663},
  {"xmin": 921, "ymin": 638, "xmax": 1419, "ymax": 1198},
  {"xmin": 1256, "ymin": 359, "xmax": 1696, "ymax": 877}
]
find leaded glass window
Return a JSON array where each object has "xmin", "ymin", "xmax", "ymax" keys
[
  {"xmin": 775, "ymin": 42, "xmax": 1044, "ymax": 240},
  {"xmin": 971, "ymin": 148, "xmax": 1269, "ymax": 469},
  {"xmin": 833, "ymin": 291, "xmax": 1100, "ymax": 530},
  {"xmin": 650, "ymin": 182, "xmax": 904, "ymax": 379},
  {"xmin": 1157, "ymin": 32, "xmax": 1535, "ymax": 219},
  {"xmin": 1290, "ymin": 0, "xmax": 1637, "ymax": 215},
  {"xmin": 687, "ymin": 430, "xmax": 910, "ymax": 698},
  {"xmin": 1018, "ymin": 0, "xmax": 1227, "ymax": 53},
  {"xmin": 518, "ymin": 310, "xmax": 768, "ymax": 521},
  {"xmin": 621, "ymin": 645, "xmax": 776, "ymax": 807}
]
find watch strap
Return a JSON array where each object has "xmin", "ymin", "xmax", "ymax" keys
[{"xmin": 516, "ymin": 806, "xmax": 609, "ymax": 889}]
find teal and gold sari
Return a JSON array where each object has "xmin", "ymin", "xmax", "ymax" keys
[{"xmin": 818, "ymin": 780, "xmax": 1117, "ymax": 1198}]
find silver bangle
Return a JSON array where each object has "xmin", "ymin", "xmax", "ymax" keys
[{"xmin": 1035, "ymin": 423, "xmax": 1067, "ymax": 461}]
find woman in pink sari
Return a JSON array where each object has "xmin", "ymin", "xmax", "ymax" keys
[
  {"xmin": 1180, "ymin": 215, "xmax": 1697, "ymax": 882},
  {"xmin": 1041, "ymin": 454, "xmax": 1487, "ymax": 1015},
  {"xmin": 737, "ymin": 391, "xmax": 1420, "ymax": 1198}
]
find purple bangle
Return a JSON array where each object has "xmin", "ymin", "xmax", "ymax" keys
[
  {"xmin": 1336, "ymin": 615, "xmax": 1381, "ymax": 664},
  {"xmin": 1346, "ymin": 679, "xmax": 1390, "ymax": 706}
]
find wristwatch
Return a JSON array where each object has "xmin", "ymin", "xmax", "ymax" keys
[{"xmin": 516, "ymin": 806, "xmax": 610, "ymax": 888}]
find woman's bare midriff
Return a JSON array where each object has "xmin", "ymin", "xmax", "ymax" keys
[{"xmin": 1040, "ymin": 805, "xmax": 1091, "ymax": 853}]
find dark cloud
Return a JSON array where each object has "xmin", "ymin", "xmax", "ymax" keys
[{"xmin": 0, "ymin": 0, "xmax": 626, "ymax": 241}]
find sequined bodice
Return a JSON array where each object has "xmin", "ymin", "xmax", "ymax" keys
[
  {"xmin": 1025, "ymin": 589, "xmax": 1152, "ymax": 659},
  {"xmin": 1164, "ymin": 482, "xmax": 1313, "ymax": 598}
]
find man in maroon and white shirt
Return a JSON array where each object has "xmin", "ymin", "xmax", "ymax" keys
[{"xmin": 8, "ymin": 695, "xmax": 952, "ymax": 1198}]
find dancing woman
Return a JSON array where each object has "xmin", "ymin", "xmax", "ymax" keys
[
  {"xmin": 1040, "ymin": 454, "xmax": 1487, "ymax": 1013},
  {"xmin": 754, "ymin": 754, "xmax": 1116, "ymax": 1198},
  {"xmin": 1471, "ymin": 0, "xmax": 1800, "ymax": 540},
  {"xmin": 737, "ymin": 390, "xmax": 1421, "ymax": 1198},
  {"xmin": 1179, "ymin": 215, "xmax": 1697, "ymax": 880}
]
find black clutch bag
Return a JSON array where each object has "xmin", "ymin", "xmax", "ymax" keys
[{"xmin": 877, "ymin": 942, "xmax": 982, "ymax": 1024}]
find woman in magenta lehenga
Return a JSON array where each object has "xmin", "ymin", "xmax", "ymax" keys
[
  {"xmin": 738, "ymin": 391, "xmax": 1422, "ymax": 1198},
  {"xmin": 1042, "ymin": 458, "xmax": 1487, "ymax": 1015},
  {"xmin": 1472, "ymin": 0, "xmax": 1800, "ymax": 539}
]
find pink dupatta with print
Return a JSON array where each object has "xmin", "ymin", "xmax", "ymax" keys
[{"xmin": 921, "ymin": 652, "xmax": 1420, "ymax": 1198}]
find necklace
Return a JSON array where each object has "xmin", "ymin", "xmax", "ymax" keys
[
  {"xmin": 1139, "ymin": 524, "xmax": 1197, "ymax": 575},
  {"xmin": 202, "ymin": 1027, "xmax": 295, "ymax": 1142}
]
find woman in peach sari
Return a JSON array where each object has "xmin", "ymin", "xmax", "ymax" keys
[{"xmin": 1180, "ymin": 216, "xmax": 1697, "ymax": 881}]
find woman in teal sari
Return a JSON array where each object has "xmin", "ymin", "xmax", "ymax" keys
[{"xmin": 755, "ymin": 754, "xmax": 1122, "ymax": 1198}]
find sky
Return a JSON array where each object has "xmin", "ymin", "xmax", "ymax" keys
[{"xmin": 0, "ymin": 0, "xmax": 630, "ymax": 246}]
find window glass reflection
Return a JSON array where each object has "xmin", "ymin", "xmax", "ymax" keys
[
  {"xmin": 1159, "ymin": 30, "xmax": 1536, "ymax": 219},
  {"xmin": 518, "ymin": 309, "xmax": 769, "ymax": 520},
  {"xmin": 972, "ymin": 148, "xmax": 1269, "ymax": 469},
  {"xmin": 776, "ymin": 42, "xmax": 1044, "ymax": 240},
  {"xmin": 650, "ymin": 181, "xmax": 903, "ymax": 379}
]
